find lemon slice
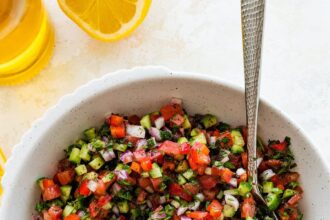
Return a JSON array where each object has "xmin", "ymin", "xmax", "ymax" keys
[{"xmin": 57, "ymin": 0, "xmax": 152, "ymax": 41}]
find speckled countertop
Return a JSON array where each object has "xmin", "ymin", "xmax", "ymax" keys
[{"xmin": 0, "ymin": 0, "xmax": 329, "ymax": 167}]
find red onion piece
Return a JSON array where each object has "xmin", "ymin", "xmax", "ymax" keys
[
  {"xmin": 126, "ymin": 124, "xmax": 146, "ymax": 138},
  {"xmin": 149, "ymin": 127, "xmax": 162, "ymax": 141},
  {"xmin": 119, "ymin": 151, "xmax": 133, "ymax": 164},
  {"xmin": 87, "ymin": 180, "xmax": 97, "ymax": 192},
  {"xmin": 181, "ymin": 216, "xmax": 192, "ymax": 220},
  {"xmin": 111, "ymin": 183, "xmax": 122, "ymax": 195},
  {"xmin": 154, "ymin": 117, "xmax": 165, "ymax": 129},
  {"xmin": 100, "ymin": 149, "xmax": 116, "ymax": 162},
  {"xmin": 114, "ymin": 170, "xmax": 128, "ymax": 181},
  {"xmin": 136, "ymin": 139, "xmax": 147, "ymax": 150}
]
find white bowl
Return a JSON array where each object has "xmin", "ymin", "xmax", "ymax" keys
[{"xmin": 1, "ymin": 66, "xmax": 330, "ymax": 219}]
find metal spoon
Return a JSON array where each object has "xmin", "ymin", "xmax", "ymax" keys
[{"xmin": 241, "ymin": 0, "xmax": 279, "ymax": 219}]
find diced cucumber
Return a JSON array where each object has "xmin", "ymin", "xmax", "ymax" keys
[
  {"xmin": 223, "ymin": 204, "xmax": 236, "ymax": 217},
  {"xmin": 91, "ymin": 139, "xmax": 106, "ymax": 151},
  {"xmin": 102, "ymin": 202, "xmax": 113, "ymax": 210},
  {"xmin": 177, "ymin": 137, "xmax": 188, "ymax": 144},
  {"xmin": 69, "ymin": 148, "xmax": 81, "ymax": 164},
  {"xmin": 266, "ymin": 193, "xmax": 281, "ymax": 211},
  {"xmin": 182, "ymin": 169, "xmax": 196, "ymax": 180},
  {"xmin": 283, "ymin": 189, "xmax": 297, "ymax": 199},
  {"xmin": 216, "ymin": 190, "xmax": 224, "ymax": 200},
  {"xmin": 79, "ymin": 144, "xmax": 91, "ymax": 161},
  {"xmin": 140, "ymin": 114, "xmax": 151, "ymax": 129},
  {"xmin": 84, "ymin": 128, "xmax": 96, "ymax": 141},
  {"xmin": 271, "ymin": 187, "xmax": 283, "ymax": 195},
  {"xmin": 147, "ymin": 137, "xmax": 156, "ymax": 148},
  {"xmin": 175, "ymin": 160, "xmax": 189, "ymax": 173},
  {"xmin": 36, "ymin": 177, "xmax": 45, "ymax": 190},
  {"xmin": 190, "ymin": 133, "xmax": 207, "ymax": 145},
  {"xmin": 75, "ymin": 164, "xmax": 87, "ymax": 176},
  {"xmin": 238, "ymin": 182, "xmax": 252, "ymax": 197},
  {"xmin": 83, "ymin": 171, "xmax": 98, "ymax": 180},
  {"xmin": 201, "ymin": 114, "xmax": 218, "ymax": 129},
  {"xmin": 60, "ymin": 185, "xmax": 72, "ymax": 202},
  {"xmin": 141, "ymin": 171, "xmax": 150, "ymax": 178},
  {"xmin": 118, "ymin": 200, "xmax": 129, "ymax": 213},
  {"xmin": 224, "ymin": 189, "xmax": 239, "ymax": 196},
  {"xmin": 75, "ymin": 139, "xmax": 86, "ymax": 147},
  {"xmin": 171, "ymin": 200, "xmax": 180, "ymax": 209},
  {"xmin": 117, "ymin": 191, "xmax": 133, "ymax": 201},
  {"xmin": 190, "ymin": 128, "xmax": 200, "ymax": 137},
  {"xmin": 231, "ymin": 130, "xmax": 245, "ymax": 153},
  {"xmin": 115, "ymin": 163, "xmax": 131, "ymax": 174},
  {"xmin": 231, "ymin": 145, "xmax": 244, "ymax": 154},
  {"xmin": 150, "ymin": 163, "xmax": 162, "ymax": 178},
  {"xmin": 130, "ymin": 208, "xmax": 140, "ymax": 218},
  {"xmin": 101, "ymin": 172, "xmax": 115, "ymax": 183},
  {"xmin": 182, "ymin": 115, "xmax": 191, "ymax": 129},
  {"xmin": 63, "ymin": 205, "xmax": 75, "ymax": 217},
  {"xmin": 89, "ymin": 156, "xmax": 105, "ymax": 170},
  {"xmin": 263, "ymin": 181, "xmax": 274, "ymax": 194},
  {"xmin": 113, "ymin": 143, "xmax": 128, "ymax": 152},
  {"xmin": 177, "ymin": 174, "xmax": 187, "ymax": 185}
]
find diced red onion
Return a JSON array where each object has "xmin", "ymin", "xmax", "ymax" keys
[
  {"xmin": 261, "ymin": 169, "xmax": 275, "ymax": 181},
  {"xmin": 188, "ymin": 201, "xmax": 200, "ymax": 210},
  {"xmin": 112, "ymin": 206, "xmax": 119, "ymax": 215},
  {"xmin": 177, "ymin": 207, "xmax": 188, "ymax": 216},
  {"xmin": 136, "ymin": 139, "xmax": 148, "ymax": 150},
  {"xmin": 87, "ymin": 180, "xmax": 97, "ymax": 192},
  {"xmin": 221, "ymin": 156, "xmax": 229, "ymax": 163},
  {"xmin": 171, "ymin": 97, "xmax": 183, "ymax": 105},
  {"xmin": 149, "ymin": 127, "xmax": 162, "ymax": 141},
  {"xmin": 159, "ymin": 196, "xmax": 166, "ymax": 204},
  {"xmin": 236, "ymin": 168, "xmax": 246, "ymax": 176},
  {"xmin": 119, "ymin": 151, "xmax": 133, "ymax": 164},
  {"xmin": 114, "ymin": 170, "xmax": 128, "ymax": 181},
  {"xmin": 101, "ymin": 136, "xmax": 109, "ymax": 143},
  {"xmin": 146, "ymin": 200, "xmax": 152, "ymax": 208},
  {"xmin": 256, "ymin": 157, "xmax": 263, "ymax": 168},
  {"xmin": 111, "ymin": 183, "xmax": 122, "ymax": 195},
  {"xmin": 133, "ymin": 149, "xmax": 147, "ymax": 161},
  {"xmin": 225, "ymin": 194, "xmax": 239, "ymax": 211},
  {"xmin": 100, "ymin": 149, "xmax": 116, "ymax": 162},
  {"xmin": 77, "ymin": 210, "xmax": 86, "ymax": 217},
  {"xmin": 209, "ymin": 136, "xmax": 217, "ymax": 145},
  {"xmin": 154, "ymin": 116, "xmax": 165, "ymax": 129},
  {"xmin": 150, "ymin": 206, "xmax": 166, "ymax": 219},
  {"xmin": 229, "ymin": 178, "xmax": 237, "ymax": 187},
  {"xmin": 87, "ymin": 143, "xmax": 96, "ymax": 152},
  {"xmin": 126, "ymin": 124, "xmax": 146, "ymax": 138},
  {"xmin": 181, "ymin": 216, "xmax": 192, "ymax": 220}
]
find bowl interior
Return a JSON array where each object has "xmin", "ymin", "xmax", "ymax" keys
[{"xmin": 1, "ymin": 67, "xmax": 330, "ymax": 219}]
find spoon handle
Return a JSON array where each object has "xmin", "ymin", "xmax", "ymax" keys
[{"xmin": 241, "ymin": 0, "xmax": 265, "ymax": 187}]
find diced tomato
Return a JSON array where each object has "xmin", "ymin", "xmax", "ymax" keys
[
  {"xmin": 207, "ymin": 199, "xmax": 223, "ymax": 217},
  {"xmin": 190, "ymin": 143, "xmax": 210, "ymax": 166},
  {"xmin": 109, "ymin": 115, "xmax": 124, "ymax": 126},
  {"xmin": 94, "ymin": 179, "xmax": 107, "ymax": 196},
  {"xmin": 150, "ymin": 178, "xmax": 162, "ymax": 191},
  {"xmin": 47, "ymin": 206, "xmax": 62, "ymax": 220},
  {"xmin": 137, "ymin": 189, "xmax": 148, "ymax": 204},
  {"xmin": 219, "ymin": 168, "xmax": 234, "ymax": 184},
  {"xmin": 126, "ymin": 136, "xmax": 140, "ymax": 146},
  {"xmin": 218, "ymin": 131, "xmax": 233, "ymax": 148},
  {"xmin": 284, "ymin": 172, "xmax": 300, "ymax": 183},
  {"xmin": 162, "ymin": 161, "xmax": 176, "ymax": 171},
  {"xmin": 188, "ymin": 155, "xmax": 199, "ymax": 170},
  {"xmin": 119, "ymin": 215, "xmax": 126, "ymax": 220},
  {"xmin": 180, "ymin": 142, "xmax": 191, "ymax": 154},
  {"xmin": 241, "ymin": 127, "xmax": 248, "ymax": 143},
  {"xmin": 89, "ymin": 200, "xmax": 99, "ymax": 218},
  {"xmin": 186, "ymin": 211, "xmax": 208, "ymax": 219},
  {"xmin": 270, "ymin": 140, "xmax": 288, "ymax": 151},
  {"xmin": 149, "ymin": 150, "xmax": 163, "ymax": 163},
  {"xmin": 169, "ymin": 183, "xmax": 192, "ymax": 201},
  {"xmin": 287, "ymin": 194, "xmax": 302, "ymax": 206},
  {"xmin": 212, "ymin": 129, "xmax": 221, "ymax": 137},
  {"xmin": 183, "ymin": 183, "xmax": 200, "ymax": 195},
  {"xmin": 265, "ymin": 159, "xmax": 283, "ymax": 169},
  {"xmin": 56, "ymin": 169, "xmax": 75, "ymax": 186},
  {"xmin": 97, "ymin": 195, "xmax": 112, "ymax": 207},
  {"xmin": 128, "ymin": 115, "xmax": 140, "ymax": 125},
  {"xmin": 170, "ymin": 114, "xmax": 185, "ymax": 126},
  {"xmin": 138, "ymin": 178, "xmax": 152, "ymax": 190},
  {"xmin": 198, "ymin": 175, "xmax": 217, "ymax": 190},
  {"xmin": 42, "ymin": 179, "xmax": 55, "ymax": 188},
  {"xmin": 172, "ymin": 214, "xmax": 181, "ymax": 220},
  {"xmin": 241, "ymin": 197, "xmax": 256, "ymax": 218},
  {"xmin": 241, "ymin": 152, "xmax": 248, "ymax": 169},
  {"xmin": 133, "ymin": 150, "xmax": 148, "ymax": 162},
  {"xmin": 238, "ymin": 173, "xmax": 248, "ymax": 184},
  {"xmin": 110, "ymin": 124, "xmax": 126, "ymax": 139},
  {"xmin": 203, "ymin": 189, "xmax": 218, "ymax": 201},
  {"xmin": 197, "ymin": 166, "xmax": 207, "ymax": 175},
  {"xmin": 64, "ymin": 214, "xmax": 80, "ymax": 220},
  {"xmin": 42, "ymin": 184, "xmax": 61, "ymax": 201},
  {"xmin": 192, "ymin": 142, "xmax": 210, "ymax": 155},
  {"xmin": 140, "ymin": 158, "xmax": 152, "ymax": 171},
  {"xmin": 126, "ymin": 176, "xmax": 137, "ymax": 185},
  {"xmin": 130, "ymin": 161, "xmax": 142, "ymax": 174},
  {"xmin": 78, "ymin": 180, "xmax": 91, "ymax": 196},
  {"xmin": 159, "ymin": 141, "xmax": 181, "ymax": 155},
  {"xmin": 160, "ymin": 104, "xmax": 184, "ymax": 121}
]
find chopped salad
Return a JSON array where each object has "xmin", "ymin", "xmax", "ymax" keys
[{"xmin": 35, "ymin": 99, "xmax": 303, "ymax": 220}]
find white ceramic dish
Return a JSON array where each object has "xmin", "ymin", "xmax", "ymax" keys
[{"xmin": 1, "ymin": 66, "xmax": 330, "ymax": 219}]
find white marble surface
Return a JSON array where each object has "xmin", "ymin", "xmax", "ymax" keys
[{"xmin": 0, "ymin": 0, "xmax": 329, "ymax": 167}]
